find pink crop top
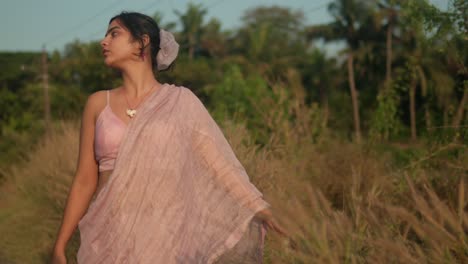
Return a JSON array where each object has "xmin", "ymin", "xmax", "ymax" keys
[{"xmin": 94, "ymin": 90, "xmax": 127, "ymax": 172}]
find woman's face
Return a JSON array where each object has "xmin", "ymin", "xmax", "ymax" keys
[{"xmin": 100, "ymin": 19, "xmax": 140, "ymax": 68}]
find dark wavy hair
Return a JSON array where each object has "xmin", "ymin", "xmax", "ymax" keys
[{"xmin": 109, "ymin": 11, "xmax": 161, "ymax": 70}]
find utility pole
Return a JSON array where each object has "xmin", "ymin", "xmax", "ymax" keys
[{"xmin": 42, "ymin": 45, "xmax": 51, "ymax": 134}]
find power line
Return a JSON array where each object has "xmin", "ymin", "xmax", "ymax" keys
[
  {"xmin": 49, "ymin": 0, "xmax": 329, "ymax": 50},
  {"xmin": 137, "ymin": 0, "xmax": 166, "ymax": 13},
  {"xmin": 43, "ymin": 0, "xmax": 127, "ymax": 47},
  {"xmin": 207, "ymin": 0, "xmax": 230, "ymax": 9},
  {"xmin": 306, "ymin": 2, "xmax": 329, "ymax": 14},
  {"xmin": 81, "ymin": 0, "xmax": 166, "ymax": 43}
]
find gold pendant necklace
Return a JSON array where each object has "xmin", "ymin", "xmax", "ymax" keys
[
  {"xmin": 126, "ymin": 109, "xmax": 137, "ymax": 118},
  {"xmin": 124, "ymin": 84, "xmax": 157, "ymax": 118}
]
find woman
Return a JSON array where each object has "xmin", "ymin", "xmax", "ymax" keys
[{"xmin": 52, "ymin": 11, "xmax": 287, "ymax": 264}]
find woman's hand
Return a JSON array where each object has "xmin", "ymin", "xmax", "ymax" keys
[
  {"xmin": 255, "ymin": 209, "xmax": 289, "ymax": 237},
  {"xmin": 51, "ymin": 250, "xmax": 67, "ymax": 264},
  {"xmin": 255, "ymin": 208, "xmax": 298, "ymax": 250}
]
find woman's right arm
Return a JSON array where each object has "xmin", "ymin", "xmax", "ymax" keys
[{"xmin": 52, "ymin": 92, "xmax": 102, "ymax": 257}]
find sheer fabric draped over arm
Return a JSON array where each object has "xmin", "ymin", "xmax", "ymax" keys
[{"xmin": 186, "ymin": 88, "xmax": 270, "ymax": 213}]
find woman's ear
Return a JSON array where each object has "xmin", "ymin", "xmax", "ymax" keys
[
  {"xmin": 133, "ymin": 34, "xmax": 150, "ymax": 51},
  {"xmin": 142, "ymin": 34, "xmax": 150, "ymax": 49}
]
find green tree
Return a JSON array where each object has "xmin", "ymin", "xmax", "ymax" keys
[
  {"xmin": 207, "ymin": 65, "xmax": 278, "ymax": 143},
  {"xmin": 398, "ymin": 0, "xmax": 458, "ymax": 139},
  {"xmin": 234, "ymin": 6, "xmax": 307, "ymax": 78},
  {"xmin": 200, "ymin": 18, "xmax": 228, "ymax": 58},
  {"xmin": 307, "ymin": 0, "xmax": 376, "ymax": 142},
  {"xmin": 175, "ymin": 3, "xmax": 207, "ymax": 59},
  {"xmin": 374, "ymin": 0, "xmax": 405, "ymax": 88},
  {"xmin": 50, "ymin": 40, "xmax": 118, "ymax": 93},
  {"xmin": 446, "ymin": 0, "xmax": 467, "ymax": 128},
  {"xmin": 0, "ymin": 52, "xmax": 42, "ymax": 134},
  {"xmin": 152, "ymin": 11, "xmax": 177, "ymax": 32},
  {"xmin": 299, "ymin": 49, "xmax": 340, "ymax": 128}
]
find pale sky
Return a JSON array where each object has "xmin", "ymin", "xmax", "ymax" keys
[
  {"xmin": 0, "ymin": 0, "xmax": 449, "ymax": 53},
  {"xmin": 1, "ymin": 0, "xmax": 333, "ymax": 52}
]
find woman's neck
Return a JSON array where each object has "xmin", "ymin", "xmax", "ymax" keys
[{"xmin": 120, "ymin": 62, "xmax": 160, "ymax": 98}]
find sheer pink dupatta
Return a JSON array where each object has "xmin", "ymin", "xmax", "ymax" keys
[{"xmin": 77, "ymin": 84, "xmax": 270, "ymax": 263}]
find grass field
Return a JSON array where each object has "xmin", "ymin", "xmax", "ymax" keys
[{"xmin": 0, "ymin": 101, "xmax": 466, "ymax": 263}]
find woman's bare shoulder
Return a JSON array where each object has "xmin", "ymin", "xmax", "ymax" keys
[
  {"xmin": 86, "ymin": 86, "xmax": 120, "ymax": 105},
  {"xmin": 82, "ymin": 89, "xmax": 113, "ymax": 121}
]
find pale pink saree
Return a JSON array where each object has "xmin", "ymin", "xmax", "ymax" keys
[{"xmin": 77, "ymin": 84, "xmax": 270, "ymax": 263}]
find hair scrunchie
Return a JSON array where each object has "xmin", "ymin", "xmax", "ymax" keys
[{"xmin": 156, "ymin": 29, "xmax": 179, "ymax": 71}]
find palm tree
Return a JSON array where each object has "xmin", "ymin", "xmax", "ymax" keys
[
  {"xmin": 175, "ymin": 3, "xmax": 207, "ymax": 59},
  {"xmin": 375, "ymin": 0, "xmax": 403, "ymax": 88},
  {"xmin": 403, "ymin": 21, "xmax": 442, "ymax": 140},
  {"xmin": 302, "ymin": 50, "xmax": 340, "ymax": 128},
  {"xmin": 152, "ymin": 11, "xmax": 177, "ymax": 32},
  {"xmin": 399, "ymin": 0, "xmax": 462, "ymax": 138},
  {"xmin": 307, "ymin": 0, "xmax": 375, "ymax": 143},
  {"xmin": 215, "ymin": 5, "xmax": 309, "ymax": 87},
  {"xmin": 200, "ymin": 18, "xmax": 228, "ymax": 58},
  {"xmin": 446, "ymin": 0, "xmax": 468, "ymax": 128},
  {"xmin": 236, "ymin": 6, "xmax": 307, "ymax": 73}
]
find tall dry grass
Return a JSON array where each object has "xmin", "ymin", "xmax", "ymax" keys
[
  {"xmin": 0, "ymin": 81, "xmax": 466, "ymax": 263},
  {"xmin": 0, "ymin": 121, "xmax": 81, "ymax": 263},
  {"xmin": 239, "ymin": 79, "xmax": 467, "ymax": 264}
]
